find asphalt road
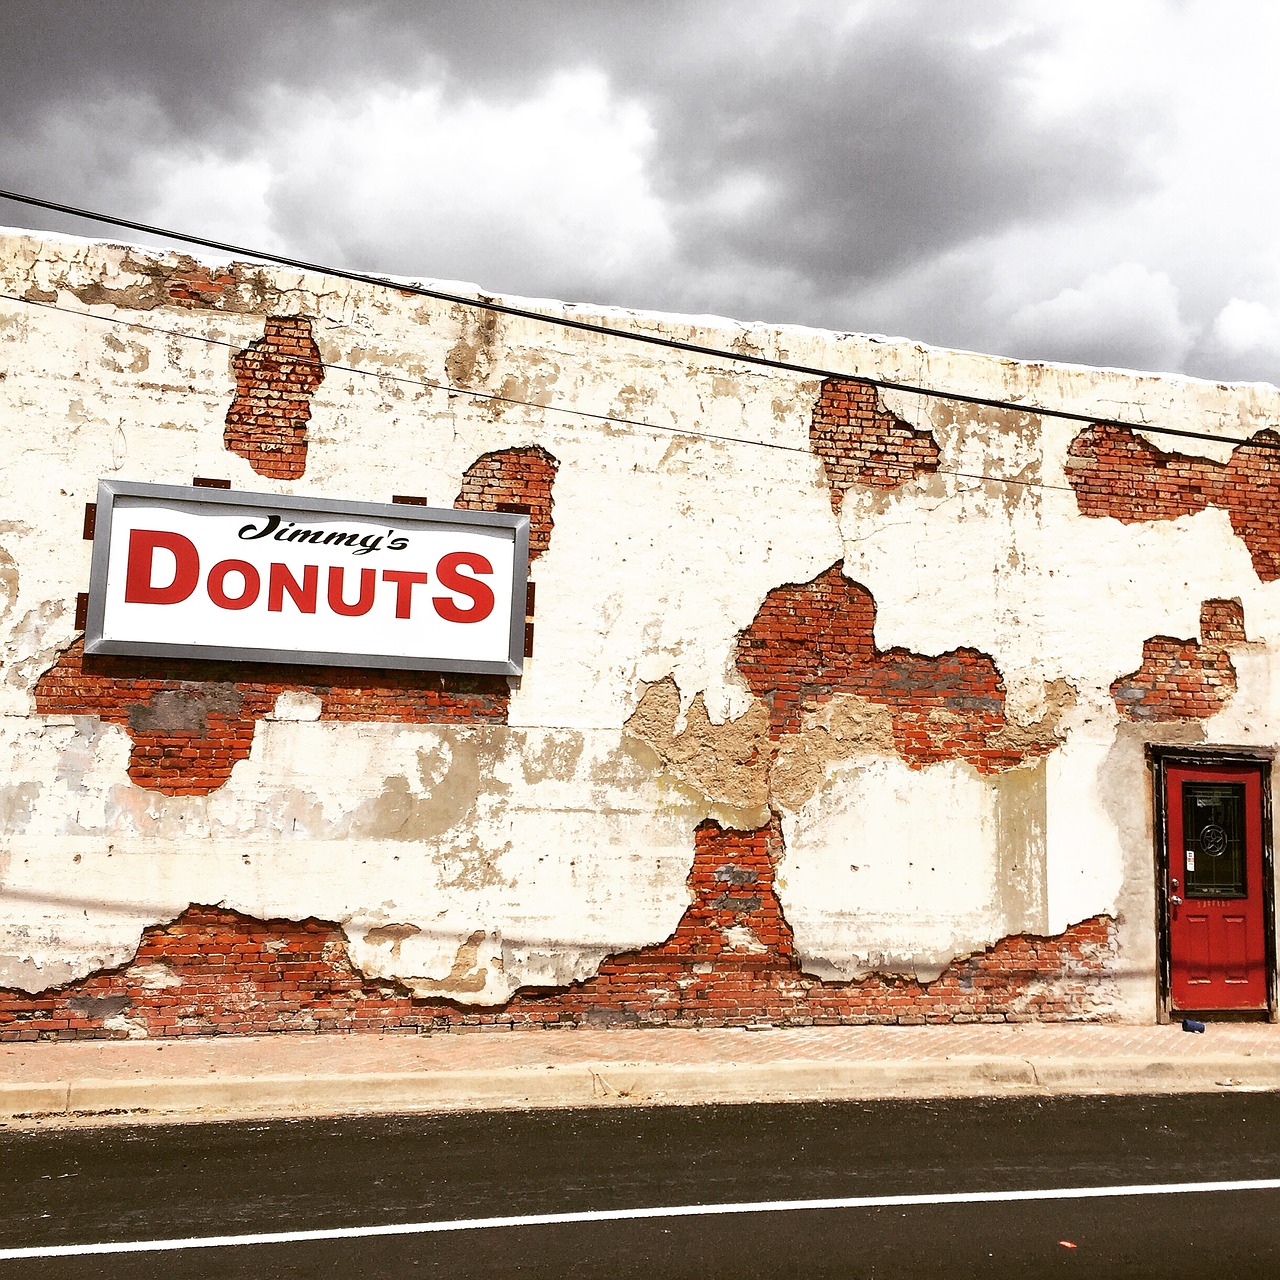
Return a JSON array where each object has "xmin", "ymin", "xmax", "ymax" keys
[{"xmin": 1, "ymin": 1093, "xmax": 1278, "ymax": 1278}]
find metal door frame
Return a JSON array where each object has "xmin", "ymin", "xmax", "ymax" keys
[{"xmin": 1148, "ymin": 745, "xmax": 1276, "ymax": 1022}]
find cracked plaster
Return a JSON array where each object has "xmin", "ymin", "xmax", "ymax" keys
[{"xmin": 2, "ymin": 230, "xmax": 1280, "ymax": 1018}]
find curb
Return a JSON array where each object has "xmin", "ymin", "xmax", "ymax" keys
[{"xmin": 4, "ymin": 1056, "xmax": 1278, "ymax": 1126}]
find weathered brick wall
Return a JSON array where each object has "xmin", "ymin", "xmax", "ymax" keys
[
  {"xmin": 223, "ymin": 316, "xmax": 325, "ymax": 479},
  {"xmin": 14, "ymin": 229, "xmax": 1265, "ymax": 1033},
  {"xmin": 34, "ymin": 642, "xmax": 509, "ymax": 795},
  {"xmin": 452, "ymin": 446, "xmax": 559, "ymax": 560},
  {"xmin": 810, "ymin": 378, "xmax": 940, "ymax": 512},
  {"xmin": 0, "ymin": 819, "xmax": 1118, "ymax": 1040},
  {"xmin": 736, "ymin": 564, "xmax": 1059, "ymax": 771},
  {"xmin": 166, "ymin": 262, "xmax": 240, "ymax": 309},
  {"xmin": 1112, "ymin": 599, "xmax": 1246, "ymax": 722},
  {"xmin": 1067, "ymin": 423, "xmax": 1280, "ymax": 580}
]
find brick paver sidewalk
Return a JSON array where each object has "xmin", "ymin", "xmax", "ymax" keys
[{"xmin": 3, "ymin": 1022, "xmax": 1277, "ymax": 1126}]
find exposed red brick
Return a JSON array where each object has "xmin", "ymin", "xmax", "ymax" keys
[
  {"xmin": 735, "ymin": 564, "xmax": 1055, "ymax": 772},
  {"xmin": 453, "ymin": 446, "xmax": 559, "ymax": 560},
  {"xmin": 34, "ymin": 448, "xmax": 564, "ymax": 797},
  {"xmin": 0, "ymin": 819, "xmax": 1118, "ymax": 1040},
  {"xmin": 811, "ymin": 378, "xmax": 940, "ymax": 513},
  {"xmin": 1112, "ymin": 599, "xmax": 1246, "ymax": 722},
  {"xmin": 223, "ymin": 316, "xmax": 325, "ymax": 480},
  {"xmin": 1067, "ymin": 424, "xmax": 1280, "ymax": 580},
  {"xmin": 166, "ymin": 263, "xmax": 239, "ymax": 309},
  {"xmin": 33, "ymin": 641, "xmax": 509, "ymax": 796}
]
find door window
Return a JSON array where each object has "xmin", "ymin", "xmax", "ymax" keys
[{"xmin": 1181, "ymin": 781, "xmax": 1246, "ymax": 899}]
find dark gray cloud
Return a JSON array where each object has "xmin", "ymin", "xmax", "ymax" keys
[
  {"xmin": 627, "ymin": 5, "xmax": 1159, "ymax": 288},
  {"xmin": 0, "ymin": 2, "xmax": 663, "ymax": 252},
  {"xmin": 0, "ymin": 0, "xmax": 633, "ymax": 137}
]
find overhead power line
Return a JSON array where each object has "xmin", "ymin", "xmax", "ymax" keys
[
  {"xmin": 0, "ymin": 289, "xmax": 1077, "ymax": 494},
  {"xmin": 0, "ymin": 187, "xmax": 1277, "ymax": 455}
]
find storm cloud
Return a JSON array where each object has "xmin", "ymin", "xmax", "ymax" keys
[{"xmin": 2, "ymin": 1, "xmax": 1278, "ymax": 384}]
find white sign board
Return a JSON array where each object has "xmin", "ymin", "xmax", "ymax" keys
[{"xmin": 85, "ymin": 481, "xmax": 529, "ymax": 675}]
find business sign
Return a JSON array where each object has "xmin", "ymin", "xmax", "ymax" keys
[{"xmin": 84, "ymin": 480, "xmax": 529, "ymax": 675}]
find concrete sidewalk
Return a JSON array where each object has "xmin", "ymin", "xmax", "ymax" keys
[{"xmin": 3, "ymin": 1022, "xmax": 1278, "ymax": 1128}]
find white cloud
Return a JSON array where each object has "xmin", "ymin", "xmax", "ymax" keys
[
  {"xmin": 1004, "ymin": 263, "xmax": 1195, "ymax": 374},
  {"xmin": 1211, "ymin": 299, "xmax": 1280, "ymax": 356},
  {"xmin": 256, "ymin": 69, "xmax": 675, "ymax": 302},
  {"xmin": 1192, "ymin": 298, "xmax": 1280, "ymax": 383},
  {"xmin": 3, "ymin": 64, "xmax": 675, "ymax": 308},
  {"xmin": 148, "ymin": 153, "xmax": 279, "ymax": 252}
]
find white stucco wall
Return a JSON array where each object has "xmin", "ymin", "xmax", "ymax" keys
[{"xmin": 2, "ymin": 228, "xmax": 1278, "ymax": 1020}]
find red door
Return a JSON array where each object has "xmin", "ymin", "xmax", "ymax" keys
[{"xmin": 1166, "ymin": 763, "xmax": 1268, "ymax": 1012}]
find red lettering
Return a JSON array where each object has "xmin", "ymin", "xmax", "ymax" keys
[
  {"xmin": 328, "ymin": 565, "xmax": 376, "ymax": 616},
  {"xmin": 207, "ymin": 559, "xmax": 260, "ymax": 610},
  {"xmin": 382, "ymin": 570, "xmax": 429, "ymax": 619},
  {"xmin": 123, "ymin": 529, "xmax": 199, "ymax": 605},
  {"xmin": 433, "ymin": 552, "xmax": 494, "ymax": 624},
  {"xmin": 268, "ymin": 563, "xmax": 318, "ymax": 613}
]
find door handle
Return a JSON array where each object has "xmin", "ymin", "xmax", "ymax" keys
[{"xmin": 1171, "ymin": 894, "xmax": 1183, "ymax": 906}]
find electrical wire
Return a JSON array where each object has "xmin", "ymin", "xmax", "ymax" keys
[
  {"xmin": 0, "ymin": 288, "xmax": 1079, "ymax": 492},
  {"xmin": 2, "ymin": 186, "xmax": 1277, "ymax": 455},
  {"xmin": 2, "ymin": 291, "xmax": 792, "ymax": 453}
]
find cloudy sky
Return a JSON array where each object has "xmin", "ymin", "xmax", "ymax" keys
[{"xmin": 2, "ymin": 1, "xmax": 1279, "ymax": 384}]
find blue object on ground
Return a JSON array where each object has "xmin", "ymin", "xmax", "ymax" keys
[{"xmin": 1182, "ymin": 1018, "xmax": 1206, "ymax": 1033}]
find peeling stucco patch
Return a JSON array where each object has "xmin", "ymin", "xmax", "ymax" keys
[
  {"xmin": 268, "ymin": 691, "xmax": 323, "ymax": 721},
  {"xmin": 985, "ymin": 679, "xmax": 1077, "ymax": 755},
  {"xmin": 770, "ymin": 694, "xmax": 896, "ymax": 811},
  {"xmin": 625, "ymin": 677, "xmax": 771, "ymax": 809},
  {"xmin": 67, "ymin": 256, "xmax": 176, "ymax": 312},
  {"xmin": 396, "ymin": 739, "xmax": 507, "ymax": 842},
  {"xmin": 445, "ymin": 307, "xmax": 500, "ymax": 386},
  {"xmin": 5, "ymin": 601, "xmax": 66, "ymax": 691},
  {"xmin": 346, "ymin": 739, "xmax": 506, "ymax": 851},
  {"xmin": 408, "ymin": 928, "xmax": 489, "ymax": 995},
  {"xmin": 0, "ymin": 781, "xmax": 42, "ymax": 835},
  {"xmin": 0, "ymin": 543, "xmax": 20, "ymax": 626},
  {"xmin": 34, "ymin": 640, "xmax": 509, "ymax": 797},
  {"xmin": 363, "ymin": 923, "xmax": 421, "ymax": 956},
  {"xmin": 991, "ymin": 759, "xmax": 1050, "ymax": 937},
  {"xmin": 102, "ymin": 1010, "xmax": 149, "ymax": 1038},
  {"xmin": 101, "ymin": 331, "xmax": 150, "ymax": 373},
  {"xmin": 63, "ymin": 253, "xmax": 277, "ymax": 314},
  {"xmin": 131, "ymin": 961, "xmax": 182, "ymax": 989}
]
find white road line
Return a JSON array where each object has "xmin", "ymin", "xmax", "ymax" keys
[{"xmin": 3, "ymin": 1178, "xmax": 1279, "ymax": 1260}]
